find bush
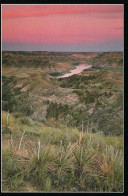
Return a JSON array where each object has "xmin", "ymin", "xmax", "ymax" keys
[{"xmin": 20, "ymin": 117, "xmax": 32, "ymax": 126}]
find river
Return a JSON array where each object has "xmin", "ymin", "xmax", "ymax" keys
[{"xmin": 57, "ymin": 64, "xmax": 92, "ymax": 79}]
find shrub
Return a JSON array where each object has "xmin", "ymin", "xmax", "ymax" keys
[{"xmin": 20, "ymin": 117, "xmax": 32, "ymax": 126}]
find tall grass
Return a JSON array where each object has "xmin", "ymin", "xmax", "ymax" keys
[{"xmin": 2, "ymin": 111, "xmax": 123, "ymax": 192}]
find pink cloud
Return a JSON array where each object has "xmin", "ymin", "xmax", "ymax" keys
[{"xmin": 2, "ymin": 4, "xmax": 123, "ymax": 18}]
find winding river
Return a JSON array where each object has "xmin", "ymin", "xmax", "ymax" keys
[{"xmin": 57, "ymin": 64, "xmax": 92, "ymax": 79}]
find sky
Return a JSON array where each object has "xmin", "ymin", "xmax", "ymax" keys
[{"xmin": 2, "ymin": 4, "xmax": 123, "ymax": 52}]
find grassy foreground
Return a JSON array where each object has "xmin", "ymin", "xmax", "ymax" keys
[{"xmin": 2, "ymin": 111, "xmax": 123, "ymax": 192}]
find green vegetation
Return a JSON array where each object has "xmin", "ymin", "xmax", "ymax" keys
[
  {"xmin": 88, "ymin": 52, "xmax": 123, "ymax": 68},
  {"xmin": 74, "ymin": 90, "xmax": 101, "ymax": 104},
  {"xmin": 59, "ymin": 74, "xmax": 97, "ymax": 88},
  {"xmin": 49, "ymin": 70, "xmax": 70, "ymax": 77},
  {"xmin": 46, "ymin": 102, "xmax": 69, "ymax": 120},
  {"xmin": 2, "ymin": 51, "xmax": 123, "ymax": 192},
  {"xmin": 49, "ymin": 72, "xmax": 63, "ymax": 77},
  {"xmin": 83, "ymin": 66, "xmax": 102, "ymax": 72},
  {"xmin": 2, "ymin": 111, "xmax": 123, "ymax": 192},
  {"xmin": 2, "ymin": 52, "xmax": 56, "ymax": 68},
  {"xmin": 83, "ymin": 66, "xmax": 123, "ymax": 73},
  {"xmin": 2, "ymin": 79, "xmax": 32, "ymax": 115}
]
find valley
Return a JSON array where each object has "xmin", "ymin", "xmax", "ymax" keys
[
  {"xmin": 2, "ymin": 51, "xmax": 123, "ymax": 136},
  {"xmin": 2, "ymin": 51, "xmax": 123, "ymax": 192}
]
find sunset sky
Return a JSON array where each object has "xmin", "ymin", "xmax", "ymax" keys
[{"xmin": 2, "ymin": 4, "xmax": 123, "ymax": 52}]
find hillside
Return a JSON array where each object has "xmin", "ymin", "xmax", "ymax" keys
[
  {"xmin": 2, "ymin": 51, "xmax": 123, "ymax": 69},
  {"xmin": 2, "ymin": 51, "xmax": 123, "ymax": 192},
  {"xmin": 2, "ymin": 111, "xmax": 123, "ymax": 192}
]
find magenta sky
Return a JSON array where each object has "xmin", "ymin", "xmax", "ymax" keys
[{"xmin": 2, "ymin": 4, "xmax": 123, "ymax": 52}]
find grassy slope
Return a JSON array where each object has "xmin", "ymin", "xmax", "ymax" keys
[{"xmin": 2, "ymin": 111, "xmax": 123, "ymax": 192}]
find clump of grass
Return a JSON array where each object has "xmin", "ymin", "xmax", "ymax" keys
[
  {"xmin": 44, "ymin": 177, "xmax": 52, "ymax": 191},
  {"xmin": 104, "ymin": 136, "xmax": 123, "ymax": 149},
  {"xmin": 89, "ymin": 145, "xmax": 123, "ymax": 192},
  {"xmin": 2, "ymin": 148, "xmax": 26, "ymax": 191}
]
